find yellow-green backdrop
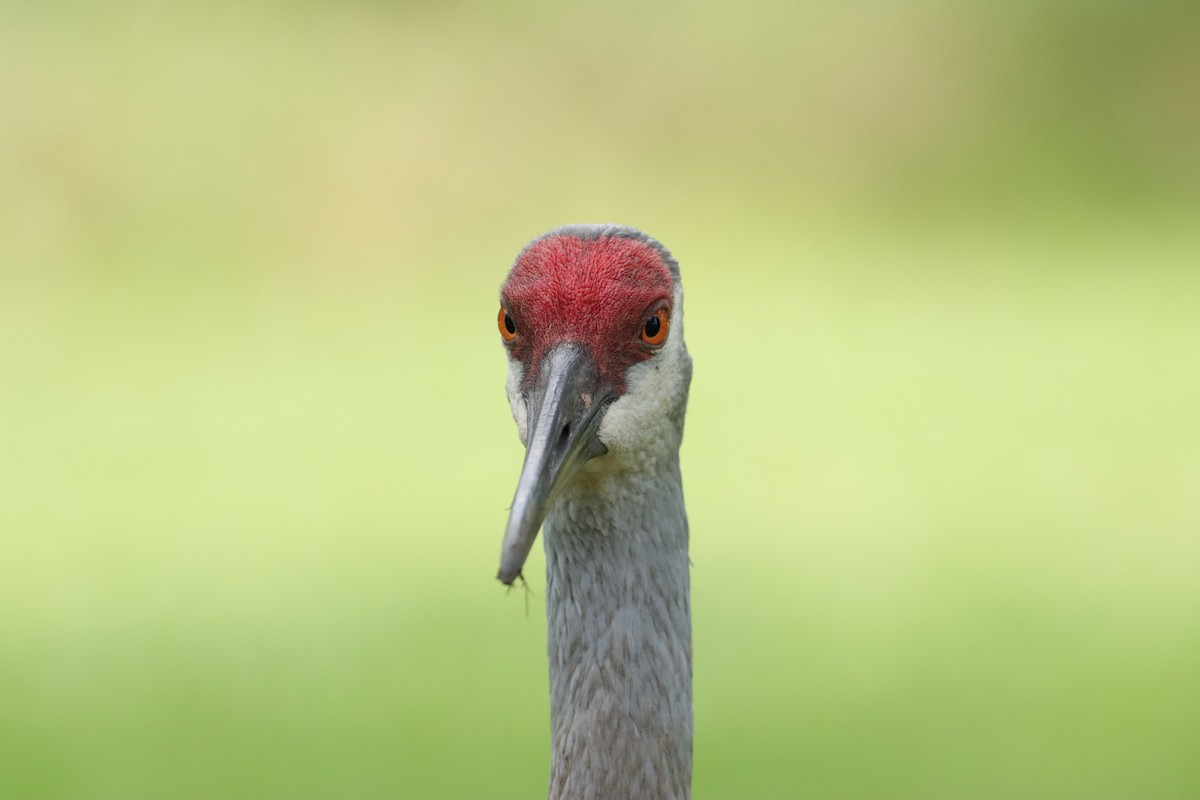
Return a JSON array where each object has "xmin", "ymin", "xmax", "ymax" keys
[{"xmin": 2, "ymin": 2, "xmax": 1198, "ymax": 798}]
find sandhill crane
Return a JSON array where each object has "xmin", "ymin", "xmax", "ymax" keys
[{"xmin": 496, "ymin": 224, "xmax": 693, "ymax": 800}]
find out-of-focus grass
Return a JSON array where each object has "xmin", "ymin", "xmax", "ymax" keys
[{"xmin": 2, "ymin": 2, "xmax": 1198, "ymax": 799}]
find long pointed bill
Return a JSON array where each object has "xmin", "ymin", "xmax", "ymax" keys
[{"xmin": 498, "ymin": 344, "xmax": 610, "ymax": 585}]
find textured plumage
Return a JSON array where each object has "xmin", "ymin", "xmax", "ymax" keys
[{"xmin": 497, "ymin": 225, "xmax": 693, "ymax": 800}]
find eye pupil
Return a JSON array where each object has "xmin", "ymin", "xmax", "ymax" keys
[
  {"xmin": 504, "ymin": 313, "xmax": 516, "ymax": 335},
  {"xmin": 644, "ymin": 315, "xmax": 661, "ymax": 338}
]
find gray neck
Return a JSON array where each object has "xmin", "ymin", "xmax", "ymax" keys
[{"xmin": 542, "ymin": 457, "xmax": 692, "ymax": 800}]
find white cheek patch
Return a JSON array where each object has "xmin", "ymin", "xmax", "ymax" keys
[
  {"xmin": 505, "ymin": 358, "xmax": 529, "ymax": 445},
  {"xmin": 597, "ymin": 282, "xmax": 689, "ymax": 463}
]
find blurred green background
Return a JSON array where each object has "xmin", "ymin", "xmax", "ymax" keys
[{"xmin": 2, "ymin": 1, "xmax": 1198, "ymax": 798}]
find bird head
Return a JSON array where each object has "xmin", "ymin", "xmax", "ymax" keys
[{"xmin": 496, "ymin": 224, "xmax": 692, "ymax": 585}]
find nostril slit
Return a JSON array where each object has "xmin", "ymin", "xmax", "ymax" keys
[{"xmin": 559, "ymin": 423, "xmax": 571, "ymax": 444}]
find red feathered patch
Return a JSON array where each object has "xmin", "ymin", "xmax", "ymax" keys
[{"xmin": 501, "ymin": 234, "xmax": 674, "ymax": 393}]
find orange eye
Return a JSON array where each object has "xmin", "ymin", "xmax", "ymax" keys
[
  {"xmin": 498, "ymin": 307, "xmax": 517, "ymax": 341},
  {"xmin": 640, "ymin": 308, "xmax": 669, "ymax": 346}
]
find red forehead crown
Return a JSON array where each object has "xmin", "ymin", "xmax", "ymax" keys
[{"xmin": 501, "ymin": 233, "xmax": 674, "ymax": 392}]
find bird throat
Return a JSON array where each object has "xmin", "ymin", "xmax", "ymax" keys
[{"xmin": 542, "ymin": 460, "xmax": 692, "ymax": 800}]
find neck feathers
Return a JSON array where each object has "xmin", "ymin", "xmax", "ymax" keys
[{"xmin": 543, "ymin": 458, "xmax": 692, "ymax": 800}]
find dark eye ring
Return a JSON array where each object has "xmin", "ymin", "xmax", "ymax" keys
[
  {"xmin": 641, "ymin": 308, "xmax": 669, "ymax": 346},
  {"xmin": 498, "ymin": 308, "xmax": 517, "ymax": 341}
]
